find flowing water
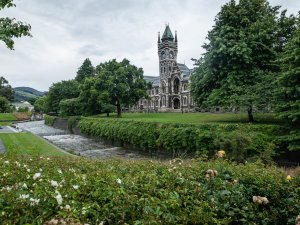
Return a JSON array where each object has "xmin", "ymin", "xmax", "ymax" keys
[{"xmin": 17, "ymin": 121, "xmax": 149, "ymax": 159}]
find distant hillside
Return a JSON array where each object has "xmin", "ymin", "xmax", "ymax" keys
[{"xmin": 14, "ymin": 87, "xmax": 45, "ymax": 102}]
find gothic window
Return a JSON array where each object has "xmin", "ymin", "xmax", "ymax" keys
[
  {"xmin": 173, "ymin": 78, "xmax": 180, "ymax": 94},
  {"xmin": 155, "ymin": 88, "xmax": 158, "ymax": 94},
  {"xmin": 152, "ymin": 90, "xmax": 154, "ymax": 95},
  {"xmin": 161, "ymin": 67, "xmax": 163, "ymax": 73},
  {"xmin": 164, "ymin": 67, "xmax": 166, "ymax": 72},
  {"xmin": 169, "ymin": 66, "xmax": 171, "ymax": 71},
  {"xmin": 162, "ymin": 96, "xmax": 166, "ymax": 106},
  {"xmin": 183, "ymin": 97, "xmax": 187, "ymax": 105}
]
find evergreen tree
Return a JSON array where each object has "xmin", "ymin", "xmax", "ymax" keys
[
  {"xmin": 75, "ymin": 58, "xmax": 94, "ymax": 83},
  {"xmin": 0, "ymin": 76, "xmax": 14, "ymax": 101},
  {"xmin": 276, "ymin": 16, "xmax": 300, "ymax": 150}
]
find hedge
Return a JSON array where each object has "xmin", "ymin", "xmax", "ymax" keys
[
  {"xmin": 44, "ymin": 115, "xmax": 57, "ymax": 126},
  {"xmin": 78, "ymin": 118, "xmax": 282, "ymax": 162}
]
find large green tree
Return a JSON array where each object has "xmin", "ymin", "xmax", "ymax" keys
[
  {"xmin": 0, "ymin": 76, "xmax": 13, "ymax": 101},
  {"xmin": 93, "ymin": 59, "xmax": 147, "ymax": 117},
  {"xmin": 46, "ymin": 80, "xmax": 80, "ymax": 113},
  {"xmin": 276, "ymin": 16, "xmax": 300, "ymax": 150},
  {"xmin": 0, "ymin": 96, "xmax": 10, "ymax": 112},
  {"xmin": 0, "ymin": 0, "xmax": 31, "ymax": 50},
  {"xmin": 75, "ymin": 58, "xmax": 94, "ymax": 83},
  {"xmin": 191, "ymin": 0, "xmax": 294, "ymax": 122}
]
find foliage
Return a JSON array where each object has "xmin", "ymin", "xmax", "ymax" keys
[
  {"xmin": 17, "ymin": 106, "xmax": 29, "ymax": 112},
  {"xmin": 93, "ymin": 59, "xmax": 148, "ymax": 117},
  {"xmin": 75, "ymin": 58, "xmax": 94, "ymax": 83},
  {"xmin": 0, "ymin": 155, "xmax": 299, "ymax": 224},
  {"xmin": 46, "ymin": 80, "xmax": 80, "ymax": 113},
  {"xmin": 0, "ymin": 133, "xmax": 65, "ymax": 156},
  {"xmin": 275, "ymin": 16, "xmax": 300, "ymax": 151},
  {"xmin": 0, "ymin": 96, "xmax": 11, "ymax": 113},
  {"xmin": 59, "ymin": 98, "xmax": 82, "ymax": 117},
  {"xmin": 190, "ymin": 0, "xmax": 296, "ymax": 122},
  {"xmin": 0, "ymin": 0, "xmax": 31, "ymax": 50},
  {"xmin": 67, "ymin": 116, "xmax": 80, "ymax": 133},
  {"xmin": 78, "ymin": 118, "xmax": 281, "ymax": 162},
  {"xmin": 0, "ymin": 76, "xmax": 14, "ymax": 101},
  {"xmin": 44, "ymin": 115, "xmax": 57, "ymax": 126},
  {"xmin": 34, "ymin": 96, "xmax": 47, "ymax": 113}
]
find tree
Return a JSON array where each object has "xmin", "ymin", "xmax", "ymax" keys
[
  {"xmin": 0, "ymin": 96, "xmax": 10, "ymax": 112},
  {"xmin": 75, "ymin": 58, "xmax": 94, "ymax": 83},
  {"xmin": 47, "ymin": 80, "xmax": 80, "ymax": 113},
  {"xmin": 0, "ymin": 0, "xmax": 31, "ymax": 50},
  {"xmin": 34, "ymin": 96, "xmax": 47, "ymax": 113},
  {"xmin": 191, "ymin": 0, "xmax": 293, "ymax": 122},
  {"xmin": 59, "ymin": 98, "xmax": 82, "ymax": 117},
  {"xmin": 276, "ymin": 16, "xmax": 300, "ymax": 150},
  {"xmin": 94, "ymin": 59, "xmax": 147, "ymax": 117},
  {"xmin": 0, "ymin": 76, "xmax": 14, "ymax": 101}
]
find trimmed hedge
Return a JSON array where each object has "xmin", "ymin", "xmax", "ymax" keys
[{"xmin": 79, "ymin": 118, "xmax": 282, "ymax": 162}]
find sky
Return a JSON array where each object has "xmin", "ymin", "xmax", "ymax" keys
[{"xmin": 0, "ymin": 0, "xmax": 299, "ymax": 91}]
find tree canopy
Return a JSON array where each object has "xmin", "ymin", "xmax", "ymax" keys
[
  {"xmin": 75, "ymin": 58, "xmax": 94, "ymax": 83},
  {"xmin": 0, "ymin": 76, "xmax": 14, "ymax": 101},
  {"xmin": 190, "ymin": 0, "xmax": 295, "ymax": 122},
  {"xmin": 275, "ymin": 15, "xmax": 300, "ymax": 150},
  {"xmin": 0, "ymin": 0, "xmax": 31, "ymax": 50}
]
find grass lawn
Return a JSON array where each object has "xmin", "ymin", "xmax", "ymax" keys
[
  {"xmin": 0, "ymin": 113, "xmax": 16, "ymax": 121},
  {"xmin": 0, "ymin": 122, "xmax": 12, "ymax": 126},
  {"xmin": 92, "ymin": 112, "xmax": 283, "ymax": 125},
  {"xmin": 0, "ymin": 132, "xmax": 66, "ymax": 156}
]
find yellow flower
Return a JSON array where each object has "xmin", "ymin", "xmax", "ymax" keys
[
  {"xmin": 216, "ymin": 150, "xmax": 226, "ymax": 158},
  {"xmin": 286, "ymin": 175, "xmax": 292, "ymax": 181}
]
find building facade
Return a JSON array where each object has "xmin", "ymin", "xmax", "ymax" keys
[{"xmin": 137, "ymin": 25, "xmax": 194, "ymax": 112}]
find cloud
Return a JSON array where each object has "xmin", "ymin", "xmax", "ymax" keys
[{"xmin": 0, "ymin": 0, "xmax": 299, "ymax": 91}]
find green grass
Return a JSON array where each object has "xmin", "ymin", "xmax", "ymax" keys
[
  {"xmin": 0, "ymin": 113, "xmax": 16, "ymax": 121},
  {"xmin": 0, "ymin": 132, "xmax": 66, "ymax": 156},
  {"xmin": 92, "ymin": 112, "xmax": 283, "ymax": 125},
  {"xmin": 0, "ymin": 122, "xmax": 13, "ymax": 126}
]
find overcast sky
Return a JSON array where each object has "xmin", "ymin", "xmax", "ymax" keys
[{"xmin": 0, "ymin": 0, "xmax": 299, "ymax": 91}]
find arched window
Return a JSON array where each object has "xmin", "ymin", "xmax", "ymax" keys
[
  {"xmin": 183, "ymin": 97, "xmax": 187, "ymax": 105},
  {"xmin": 162, "ymin": 96, "xmax": 166, "ymax": 106},
  {"xmin": 173, "ymin": 78, "xmax": 180, "ymax": 94}
]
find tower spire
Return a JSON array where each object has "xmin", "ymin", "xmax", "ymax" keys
[{"xmin": 161, "ymin": 24, "xmax": 174, "ymax": 42}]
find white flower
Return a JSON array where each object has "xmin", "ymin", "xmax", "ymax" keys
[
  {"xmin": 27, "ymin": 169, "xmax": 31, "ymax": 173},
  {"xmin": 22, "ymin": 183, "xmax": 28, "ymax": 189},
  {"xmin": 46, "ymin": 157, "xmax": 50, "ymax": 160},
  {"xmin": 116, "ymin": 178, "xmax": 122, "ymax": 184},
  {"xmin": 55, "ymin": 193, "xmax": 63, "ymax": 205},
  {"xmin": 4, "ymin": 161, "xmax": 9, "ymax": 164},
  {"xmin": 29, "ymin": 198, "xmax": 40, "ymax": 206},
  {"xmin": 58, "ymin": 169, "xmax": 62, "ymax": 174},
  {"xmin": 5, "ymin": 186, "xmax": 12, "ymax": 192},
  {"xmin": 19, "ymin": 194, "xmax": 29, "ymax": 199},
  {"xmin": 33, "ymin": 173, "xmax": 41, "ymax": 180},
  {"xmin": 73, "ymin": 185, "xmax": 79, "ymax": 190},
  {"xmin": 65, "ymin": 204, "xmax": 71, "ymax": 211},
  {"xmin": 50, "ymin": 180, "xmax": 59, "ymax": 188},
  {"xmin": 39, "ymin": 168, "xmax": 43, "ymax": 172}
]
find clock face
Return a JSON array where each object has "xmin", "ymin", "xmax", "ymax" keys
[
  {"xmin": 169, "ymin": 52, "xmax": 174, "ymax": 59},
  {"xmin": 161, "ymin": 51, "xmax": 166, "ymax": 59}
]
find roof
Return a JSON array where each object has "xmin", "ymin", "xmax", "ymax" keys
[
  {"xmin": 144, "ymin": 76, "xmax": 160, "ymax": 87},
  {"xmin": 161, "ymin": 25, "xmax": 174, "ymax": 42},
  {"xmin": 178, "ymin": 63, "xmax": 191, "ymax": 80}
]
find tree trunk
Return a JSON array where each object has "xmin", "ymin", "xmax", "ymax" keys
[
  {"xmin": 116, "ymin": 101, "xmax": 122, "ymax": 118},
  {"xmin": 247, "ymin": 106, "xmax": 254, "ymax": 123}
]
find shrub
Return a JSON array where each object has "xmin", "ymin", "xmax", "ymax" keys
[
  {"xmin": 0, "ymin": 155, "xmax": 299, "ymax": 224},
  {"xmin": 59, "ymin": 98, "xmax": 82, "ymax": 117},
  {"xmin": 79, "ymin": 118, "xmax": 281, "ymax": 160},
  {"xmin": 44, "ymin": 115, "xmax": 57, "ymax": 126}
]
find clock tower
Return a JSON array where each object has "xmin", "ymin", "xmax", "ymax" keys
[{"xmin": 158, "ymin": 24, "xmax": 178, "ymax": 80}]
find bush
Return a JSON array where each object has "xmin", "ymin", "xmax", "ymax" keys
[
  {"xmin": 44, "ymin": 115, "xmax": 57, "ymax": 126},
  {"xmin": 67, "ymin": 116, "xmax": 80, "ymax": 133},
  {"xmin": 78, "ymin": 118, "xmax": 281, "ymax": 160},
  {"xmin": 0, "ymin": 96, "xmax": 11, "ymax": 113},
  {"xmin": 0, "ymin": 155, "xmax": 299, "ymax": 224},
  {"xmin": 59, "ymin": 98, "xmax": 82, "ymax": 117}
]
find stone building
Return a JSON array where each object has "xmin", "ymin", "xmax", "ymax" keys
[{"xmin": 137, "ymin": 25, "xmax": 194, "ymax": 112}]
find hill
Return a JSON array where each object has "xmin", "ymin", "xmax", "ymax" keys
[{"xmin": 13, "ymin": 87, "xmax": 45, "ymax": 102}]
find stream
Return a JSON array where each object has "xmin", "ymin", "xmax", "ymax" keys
[{"xmin": 16, "ymin": 121, "xmax": 150, "ymax": 159}]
